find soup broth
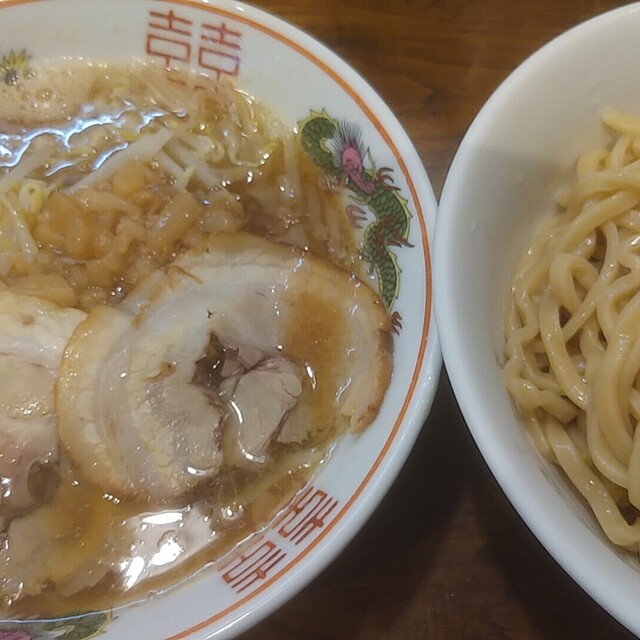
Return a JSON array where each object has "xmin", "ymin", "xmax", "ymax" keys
[{"xmin": 0, "ymin": 62, "xmax": 392, "ymax": 617}]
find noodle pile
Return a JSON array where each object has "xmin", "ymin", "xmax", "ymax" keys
[{"xmin": 504, "ymin": 109, "xmax": 640, "ymax": 550}]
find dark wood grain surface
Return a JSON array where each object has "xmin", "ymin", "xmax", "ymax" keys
[{"xmin": 238, "ymin": 1, "xmax": 637, "ymax": 638}]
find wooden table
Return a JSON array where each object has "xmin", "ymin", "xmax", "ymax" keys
[{"xmin": 239, "ymin": 1, "xmax": 637, "ymax": 638}]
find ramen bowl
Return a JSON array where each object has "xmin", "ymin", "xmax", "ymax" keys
[
  {"xmin": 435, "ymin": 3, "xmax": 640, "ymax": 636},
  {"xmin": 0, "ymin": 0, "xmax": 439, "ymax": 638}
]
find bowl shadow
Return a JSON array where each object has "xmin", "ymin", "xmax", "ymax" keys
[{"xmin": 469, "ymin": 426, "xmax": 638, "ymax": 640}]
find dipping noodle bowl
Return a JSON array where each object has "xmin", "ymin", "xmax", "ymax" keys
[{"xmin": 436, "ymin": 3, "xmax": 640, "ymax": 637}]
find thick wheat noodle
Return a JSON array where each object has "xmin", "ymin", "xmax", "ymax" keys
[{"xmin": 504, "ymin": 108, "xmax": 640, "ymax": 552}]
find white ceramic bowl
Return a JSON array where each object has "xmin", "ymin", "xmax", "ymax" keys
[
  {"xmin": 0, "ymin": 0, "xmax": 439, "ymax": 638},
  {"xmin": 436, "ymin": 3, "xmax": 640, "ymax": 636}
]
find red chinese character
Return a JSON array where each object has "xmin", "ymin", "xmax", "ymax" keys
[
  {"xmin": 146, "ymin": 9, "xmax": 194, "ymax": 67},
  {"xmin": 198, "ymin": 21, "xmax": 242, "ymax": 79},
  {"xmin": 275, "ymin": 487, "xmax": 339, "ymax": 545},
  {"xmin": 221, "ymin": 539, "xmax": 287, "ymax": 593}
]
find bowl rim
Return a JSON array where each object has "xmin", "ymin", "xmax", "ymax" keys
[{"xmin": 435, "ymin": 2, "xmax": 640, "ymax": 636}]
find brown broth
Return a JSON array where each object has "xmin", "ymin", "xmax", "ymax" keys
[{"xmin": 0, "ymin": 63, "xmax": 368, "ymax": 618}]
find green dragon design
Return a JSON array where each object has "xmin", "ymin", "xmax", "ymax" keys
[
  {"xmin": 0, "ymin": 49, "xmax": 31, "ymax": 86},
  {"xmin": 0, "ymin": 610, "xmax": 112, "ymax": 640},
  {"xmin": 299, "ymin": 110, "xmax": 412, "ymax": 328}
]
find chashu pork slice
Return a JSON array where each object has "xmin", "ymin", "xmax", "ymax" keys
[
  {"xmin": 56, "ymin": 304, "xmax": 226, "ymax": 502},
  {"xmin": 0, "ymin": 290, "xmax": 86, "ymax": 521},
  {"xmin": 56, "ymin": 232, "xmax": 393, "ymax": 502}
]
